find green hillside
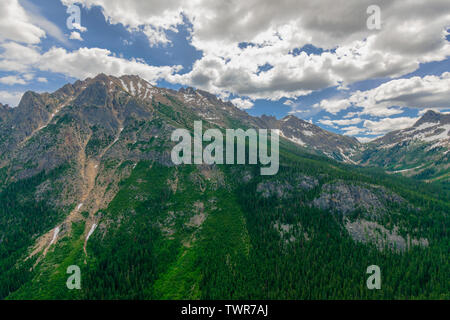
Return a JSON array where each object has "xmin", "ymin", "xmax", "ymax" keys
[{"xmin": 2, "ymin": 138, "xmax": 448, "ymax": 300}]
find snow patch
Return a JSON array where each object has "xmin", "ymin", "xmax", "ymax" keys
[
  {"xmin": 137, "ymin": 81, "xmax": 142, "ymax": 95},
  {"xmin": 388, "ymin": 165, "xmax": 424, "ymax": 174},
  {"xmin": 338, "ymin": 147, "xmax": 357, "ymax": 164},
  {"xmin": 412, "ymin": 122, "xmax": 439, "ymax": 132},
  {"xmin": 422, "ymin": 124, "xmax": 450, "ymax": 142},
  {"xmin": 86, "ymin": 224, "xmax": 97, "ymax": 242},
  {"xmin": 49, "ymin": 226, "xmax": 60, "ymax": 246},
  {"xmin": 129, "ymin": 81, "xmax": 136, "ymax": 96},
  {"xmin": 288, "ymin": 136, "xmax": 306, "ymax": 146},
  {"xmin": 119, "ymin": 79, "xmax": 127, "ymax": 90}
]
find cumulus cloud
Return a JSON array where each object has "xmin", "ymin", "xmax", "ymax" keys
[
  {"xmin": 362, "ymin": 116, "xmax": 419, "ymax": 135},
  {"xmin": 2, "ymin": 0, "xmax": 450, "ymax": 121},
  {"xmin": 230, "ymin": 98, "xmax": 254, "ymax": 110},
  {"xmin": 69, "ymin": 31, "xmax": 83, "ymax": 41},
  {"xmin": 335, "ymin": 116, "xmax": 419, "ymax": 138},
  {"xmin": 0, "ymin": 42, "xmax": 182, "ymax": 84},
  {"xmin": 38, "ymin": 47, "xmax": 182, "ymax": 83},
  {"xmin": 355, "ymin": 73, "xmax": 450, "ymax": 110},
  {"xmin": 315, "ymin": 99, "xmax": 352, "ymax": 115},
  {"xmin": 61, "ymin": 0, "xmax": 450, "ymax": 101},
  {"xmin": 0, "ymin": 42, "xmax": 42, "ymax": 73},
  {"xmin": 318, "ymin": 72, "xmax": 450, "ymax": 116}
]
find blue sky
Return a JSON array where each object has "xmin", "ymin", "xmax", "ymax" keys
[{"xmin": 0, "ymin": 0, "xmax": 449, "ymax": 141}]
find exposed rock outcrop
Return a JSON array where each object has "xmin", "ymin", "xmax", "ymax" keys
[{"xmin": 345, "ymin": 219, "xmax": 429, "ymax": 252}]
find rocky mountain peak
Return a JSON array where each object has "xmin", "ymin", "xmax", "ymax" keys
[
  {"xmin": 178, "ymin": 87, "xmax": 197, "ymax": 95},
  {"xmin": 414, "ymin": 110, "xmax": 450, "ymax": 127}
]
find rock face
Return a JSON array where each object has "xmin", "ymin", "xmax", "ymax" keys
[
  {"xmin": 312, "ymin": 181, "xmax": 404, "ymax": 217},
  {"xmin": 354, "ymin": 110, "xmax": 450, "ymax": 182},
  {"xmin": 345, "ymin": 219, "xmax": 429, "ymax": 252}
]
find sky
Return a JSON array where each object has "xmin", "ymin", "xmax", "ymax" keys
[{"xmin": 0, "ymin": 0, "xmax": 449, "ymax": 142}]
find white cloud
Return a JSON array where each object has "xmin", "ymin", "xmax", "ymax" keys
[
  {"xmin": 38, "ymin": 47, "xmax": 182, "ymax": 83},
  {"xmin": 331, "ymin": 115, "xmax": 420, "ymax": 138},
  {"xmin": 61, "ymin": 0, "xmax": 450, "ymax": 101},
  {"xmin": 0, "ymin": 90, "xmax": 24, "ymax": 106},
  {"xmin": 315, "ymin": 99, "xmax": 351, "ymax": 115},
  {"xmin": 0, "ymin": 42, "xmax": 183, "ymax": 85},
  {"xmin": 318, "ymin": 72, "xmax": 450, "ymax": 116},
  {"xmin": 143, "ymin": 26, "xmax": 172, "ymax": 47},
  {"xmin": 72, "ymin": 23, "xmax": 87, "ymax": 33},
  {"xmin": 69, "ymin": 31, "xmax": 83, "ymax": 41},
  {"xmin": 2, "ymin": 0, "xmax": 449, "ymax": 123},
  {"xmin": 37, "ymin": 77, "xmax": 48, "ymax": 83},
  {"xmin": 61, "ymin": 0, "xmax": 183, "ymax": 35},
  {"xmin": 356, "ymin": 73, "xmax": 450, "ymax": 110},
  {"xmin": 343, "ymin": 112, "xmax": 360, "ymax": 119},
  {"xmin": 356, "ymin": 136, "xmax": 377, "ymax": 143},
  {"xmin": 363, "ymin": 116, "xmax": 419, "ymax": 135},
  {"xmin": 319, "ymin": 118, "xmax": 363, "ymax": 127},
  {"xmin": 0, "ymin": 42, "xmax": 42, "ymax": 72},
  {"xmin": 341, "ymin": 126, "xmax": 367, "ymax": 136},
  {"xmin": 0, "ymin": 75, "xmax": 27, "ymax": 85},
  {"xmin": 230, "ymin": 98, "xmax": 254, "ymax": 110},
  {"xmin": 0, "ymin": 0, "xmax": 46, "ymax": 44},
  {"xmin": 23, "ymin": 73, "xmax": 34, "ymax": 81}
]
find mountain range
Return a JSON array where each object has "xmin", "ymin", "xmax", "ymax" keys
[
  {"xmin": 0, "ymin": 74, "xmax": 448, "ymax": 300},
  {"xmin": 356, "ymin": 111, "xmax": 450, "ymax": 182}
]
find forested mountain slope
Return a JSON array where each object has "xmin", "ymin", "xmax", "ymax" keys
[
  {"xmin": 0, "ymin": 74, "xmax": 448, "ymax": 299},
  {"xmin": 355, "ymin": 111, "xmax": 450, "ymax": 182}
]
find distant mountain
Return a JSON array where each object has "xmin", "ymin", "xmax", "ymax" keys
[
  {"xmin": 0, "ymin": 74, "xmax": 361, "ymax": 180},
  {"xmin": 260, "ymin": 114, "xmax": 360, "ymax": 163},
  {"xmin": 0, "ymin": 74, "xmax": 448, "ymax": 300},
  {"xmin": 354, "ymin": 111, "xmax": 450, "ymax": 182}
]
